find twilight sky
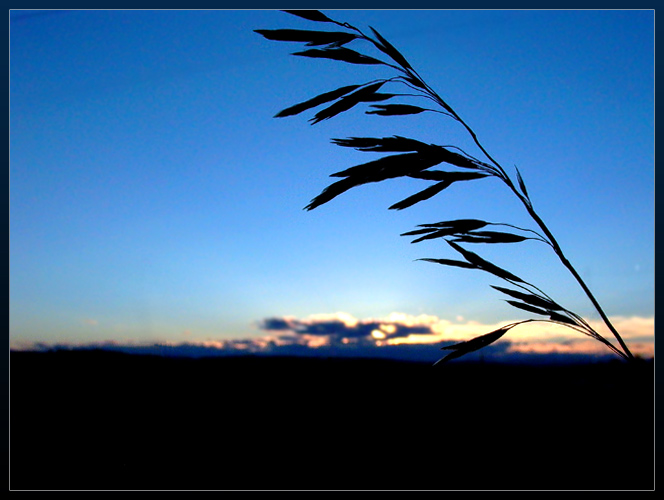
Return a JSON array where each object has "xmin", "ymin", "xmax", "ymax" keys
[{"xmin": 10, "ymin": 9, "xmax": 654, "ymax": 359}]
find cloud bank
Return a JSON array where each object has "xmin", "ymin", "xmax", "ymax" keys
[
  {"xmin": 259, "ymin": 312, "xmax": 439, "ymax": 342},
  {"xmin": 11, "ymin": 313, "xmax": 653, "ymax": 364}
]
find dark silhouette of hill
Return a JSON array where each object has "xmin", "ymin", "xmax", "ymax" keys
[{"xmin": 10, "ymin": 350, "xmax": 653, "ymax": 490}]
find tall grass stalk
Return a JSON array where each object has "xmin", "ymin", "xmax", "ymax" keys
[{"xmin": 255, "ymin": 10, "xmax": 634, "ymax": 363}]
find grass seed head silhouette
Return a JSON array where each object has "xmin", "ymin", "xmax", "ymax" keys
[{"xmin": 255, "ymin": 10, "xmax": 634, "ymax": 364}]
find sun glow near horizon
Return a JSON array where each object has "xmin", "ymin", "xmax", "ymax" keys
[{"xmin": 11, "ymin": 312, "xmax": 654, "ymax": 361}]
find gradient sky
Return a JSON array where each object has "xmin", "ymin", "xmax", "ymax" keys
[{"xmin": 10, "ymin": 9, "xmax": 654, "ymax": 356}]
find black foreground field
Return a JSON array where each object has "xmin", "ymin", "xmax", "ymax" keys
[{"xmin": 10, "ymin": 350, "xmax": 654, "ymax": 491}]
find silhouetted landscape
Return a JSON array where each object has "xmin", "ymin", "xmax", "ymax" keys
[{"xmin": 11, "ymin": 350, "xmax": 653, "ymax": 490}]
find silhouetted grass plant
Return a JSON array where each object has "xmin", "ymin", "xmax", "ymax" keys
[{"xmin": 255, "ymin": 10, "xmax": 635, "ymax": 364}]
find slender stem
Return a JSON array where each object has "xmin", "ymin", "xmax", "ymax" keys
[
  {"xmin": 422, "ymin": 82, "xmax": 634, "ymax": 360},
  {"xmin": 476, "ymin": 137, "xmax": 632, "ymax": 359},
  {"xmin": 537, "ymin": 219, "xmax": 634, "ymax": 359}
]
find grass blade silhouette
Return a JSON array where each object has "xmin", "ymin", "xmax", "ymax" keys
[
  {"xmin": 435, "ymin": 325, "xmax": 514, "ymax": 364},
  {"xmin": 273, "ymin": 84, "xmax": 361, "ymax": 118},
  {"xmin": 366, "ymin": 104, "xmax": 429, "ymax": 115},
  {"xmin": 292, "ymin": 47, "xmax": 386, "ymax": 65},
  {"xmin": 254, "ymin": 29, "xmax": 358, "ymax": 47},
  {"xmin": 256, "ymin": 10, "xmax": 635, "ymax": 362}
]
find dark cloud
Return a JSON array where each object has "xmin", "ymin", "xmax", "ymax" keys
[
  {"xmin": 260, "ymin": 317, "xmax": 296, "ymax": 331},
  {"xmin": 259, "ymin": 314, "xmax": 436, "ymax": 341},
  {"xmin": 297, "ymin": 319, "xmax": 355, "ymax": 336},
  {"xmin": 393, "ymin": 324, "xmax": 433, "ymax": 337}
]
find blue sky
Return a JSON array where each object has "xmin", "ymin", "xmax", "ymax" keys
[{"xmin": 10, "ymin": 9, "xmax": 654, "ymax": 359}]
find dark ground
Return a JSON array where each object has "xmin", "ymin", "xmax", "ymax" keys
[{"xmin": 9, "ymin": 350, "xmax": 654, "ymax": 491}]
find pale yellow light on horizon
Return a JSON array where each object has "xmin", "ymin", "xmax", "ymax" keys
[
  {"xmin": 10, "ymin": 313, "xmax": 653, "ymax": 359},
  {"xmin": 371, "ymin": 329, "xmax": 387, "ymax": 340}
]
